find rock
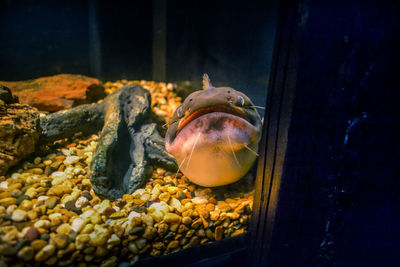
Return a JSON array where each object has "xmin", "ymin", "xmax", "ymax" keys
[
  {"xmin": 75, "ymin": 196, "xmax": 89, "ymax": 209},
  {"xmin": 0, "ymin": 84, "xmax": 18, "ymax": 104},
  {"xmin": 34, "ymin": 244, "xmax": 56, "ymax": 262},
  {"xmin": 128, "ymin": 242, "xmax": 138, "ymax": 254},
  {"xmin": 142, "ymin": 226, "xmax": 158, "ymax": 240},
  {"xmin": 214, "ymin": 226, "xmax": 224, "ymax": 241},
  {"xmin": 107, "ymin": 234, "xmax": 120, "ymax": 246},
  {"xmin": 75, "ymin": 234, "xmax": 90, "ymax": 250},
  {"xmin": 0, "ymin": 243, "xmax": 17, "ymax": 256},
  {"xmin": 64, "ymin": 156, "xmax": 80, "ymax": 165},
  {"xmin": 34, "ymin": 220, "xmax": 51, "ymax": 229},
  {"xmin": 31, "ymin": 240, "xmax": 47, "ymax": 251},
  {"xmin": 89, "ymin": 225, "xmax": 110, "ymax": 246},
  {"xmin": 0, "ymin": 94, "xmax": 41, "ymax": 175},
  {"xmin": 56, "ymin": 223, "xmax": 72, "ymax": 235},
  {"xmin": 71, "ymin": 218, "xmax": 86, "ymax": 233},
  {"xmin": 17, "ymin": 246, "xmax": 34, "ymax": 261},
  {"xmin": 25, "ymin": 227, "xmax": 40, "ymax": 241},
  {"xmin": 52, "ymin": 234, "xmax": 69, "ymax": 249},
  {"xmin": 163, "ymin": 213, "xmax": 182, "ymax": 224},
  {"xmin": 182, "ymin": 216, "xmax": 192, "ymax": 226},
  {"xmin": 0, "ymin": 197, "xmax": 17, "ymax": 206},
  {"xmin": 47, "ymin": 185, "xmax": 72, "ymax": 196},
  {"xmin": 134, "ymin": 238, "xmax": 147, "ymax": 250},
  {"xmin": 100, "ymin": 256, "xmax": 117, "ymax": 267},
  {"xmin": 11, "ymin": 209, "xmax": 27, "ymax": 222},
  {"xmin": 65, "ymin": 200, "xmax": 80, "ymax": 213},
  {"xmin": 167, "ymin": 240, "xmax": 179, "ymax": 251},
  {"xmin": 44, "ymin": 197, "xmax": 59, "ymax": 209},
  {"xmin": 189, "ymin": 236, "xmax": 200, "ymax": 247},
  {"xmin": 0, "ymin": 74, "xmax": 106, "ymax": 112}
]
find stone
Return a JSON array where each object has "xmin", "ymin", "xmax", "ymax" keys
[
  {"xmin": 0, "ymin": 93, "xmax": 40, "ymax": 175},
  {"xmin": 44, "ymin": 197, "xmax": 59, "ymax": 209},
  {"xmin": 48, "ymin": 213, "xmax": 64, "ymax": 226},
  {"xmin": 100, "ymin": 256, "xmax": 117, "ymax": 267},
  {"xmin": 52, "ymin": 234, "xmax": 69, "ymax": 249},
  {"xmin": 0, "ymin": 84, "xmax": 18, "ymax": 104},
  {"xmin": 189, "ymin": 236, "xmax": 200, "ymax": 247},
  {"xmin": 107, "ymin": 234, "xmax": 120, "ymax": 246},
  {"xmin": 19, "ymin": 199, "xmax": 33, "ymax": 210},
  {"xmin": 11, "ymin": 209, "xmax": 27, "ymax": 222},
  {"xmin": 47, "ymin": 185, "xmax": 72, "ymax": 196},
  {"xmin": 64, "ymin": 156, "xmax": 80, "ymax": 165},
  {"xmin": 142, "ymin": 226, "xmax": 158, "ymax": 240},
  {"xmin": 17, "ymin": 246, "xmax": 34, "ymax": 261},
  {"xmin": 128, "ymin": 242, "xmax": 138, "ymax": 254},
  {"xmin": 89, "ymin": 225, "xmax": 110, "ymax": 246},
  {"xmin": 75, "ymin": 234, "xmax": 90, "ymax": 250},
  {"xmin": 134, "ymin": 238, "xmax": 147, "ymax": 250},
  {"xmin": 34, "ymin": 220, "xmax": 51, "ymax": 229},
  {"xmin": 167, "ymin": 240, "xmax": 179, "ymax": 251},
  {"xmin": 34, "ymin": 244, "xmax": 56, "ymax": 262},
  {"xmin": 0, "ymin": 74, "xmax": 105, "ymax": 112},
  {"xmin": 56, "ymin": 224, "xmax": 72, "ymax": 235},
  {"xmin": 163, "ymin": 213, "xmax": 182, "ymax": 224},
  {"xmin": 75, "ymin": 196, "xmax": 89, "ymax": 209},
  {"xmin": 31, "ymin": 240, "xmax": 47, "ymax": 251},
  {"xmin": 214, "ymin": 226, "xmax": 224, "ymax": 241},
  {"xmin": 182, "ymin": 216, "xmax": 192, "ymax": 226},
  {"xmin": 71, "ymin": 218, "xmax": 86, "ymax": 233},
  {"xmin": 25, "ymin": 227, "xmax": 40, "ymax": 241},
  {"xmin": 0, "ymin": 197, "xmax": 17, "ymax": 206}
]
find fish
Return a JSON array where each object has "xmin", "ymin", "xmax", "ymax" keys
[{"xmin": 165, "ymin": 74, "xmax": 262, "ymax": 187}]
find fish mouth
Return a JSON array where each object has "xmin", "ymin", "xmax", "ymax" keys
[{"xmin": 176, "ymin": 104, "xmax": 253, "ymax": 136}]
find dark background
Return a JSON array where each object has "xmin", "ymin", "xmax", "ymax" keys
[{"xmin": 0, "ymin": 0, "xmax": 278, "ymax": 107}]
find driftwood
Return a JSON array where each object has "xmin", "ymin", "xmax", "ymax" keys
[{"xmin": 39, "ymin": 84, "xmax": 177, "ymax": 199}]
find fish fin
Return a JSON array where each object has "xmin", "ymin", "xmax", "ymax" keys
[{"xmin": 202, "ymin": 73, "xmax": 213, "ymax": 90}]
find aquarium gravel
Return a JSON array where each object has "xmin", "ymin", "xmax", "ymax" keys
[{"xmin": 0, "ymin": 80, "xmax": 254, "ymax": 266}]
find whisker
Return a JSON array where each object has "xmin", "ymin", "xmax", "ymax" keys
[
  {"xmin": 228, "ymin": 134, "xmax": 240, "ymax": 167},
  {"xmin": 247, "ymin": 105, "xmax": 265, "ymax": 110},
  {"xmin": 186, "ymin": 132, "xmax": 201, "ymax": 170},
  {"xmin": 244, "ymin": 144, "xmax": 259, "ymax": 156},
  {"xmin": 174, "ymin": 155, "xmax": 187, "ymax": 179}
]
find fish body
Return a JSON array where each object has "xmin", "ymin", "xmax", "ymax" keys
[{"xmin": 165, "ymin": 74, "xmax": 262, "ymax": 187}]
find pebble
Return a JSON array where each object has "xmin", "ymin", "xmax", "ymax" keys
[
  {"xmin": 34, "ymin": 244, "xmax": 56, "ymax": 262},
  {"xmin": 163, "ymin": 213, "xmax": 182, "ymax": 224},
  {"xmin": 45, "ymin": 196, "xmax": 59, "ymax": 209},
  {"xmin": 214, "ymin": 226, "xmax": 224, "ymax": 241},
  {"xmin": 19, "ymin": 199, "xmax": 33, "ymax": 210},
  {"xmin": 25, "ymin": 227, "xmax": 40, "ymax": 241},
  {"xmin": 134, "ymin": 238, "xmax": 147, "ymax": 250},
  {"xmin": 71, "ymin": 218, "xmax": 86, "ymax": 233},
  {"xmin": 0, "ymin": 197, "xmax": 17, "ymax": 206},
  {"xmin": 0, "ymin": 243, "xmax": 17, "ymax": 256},
  {"xmin": 64, "ymin": 156, "xmax": 80, "ymax": 165},
  {"xmin": 11, "ymin": 209, "xmax": 27, "ymax": 222},
  {"xmin": 31, "ymin": 240, "xmax": 47, "ymax": 251},
  {"xmin": 75, "ymin": 196, "xmax": 89, "ymax": 209},
  {"xmin": 52, "ymin": 234, "xmax": 69, "ymax": 249},
  {"xmin": 17, "ymin": 246, "xmax": 34, "ymax": 261}
]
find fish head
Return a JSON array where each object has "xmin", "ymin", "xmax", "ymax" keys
[{"xmin": 165, "ymin": 74, "xmax": 262, "ymax": 187}]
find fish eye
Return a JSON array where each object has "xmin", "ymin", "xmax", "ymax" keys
[
  {"xmin": 237, "ymin": 95, "xmax": 245, "ymax": 106},
  {"xmin": 177, "ymin": 106, "xmax": 183, "ymax": 117}
]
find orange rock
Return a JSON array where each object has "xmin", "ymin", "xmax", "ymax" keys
[{"xmin": 1, "ymin": 74, "xmax": 105, "ymax": 112}]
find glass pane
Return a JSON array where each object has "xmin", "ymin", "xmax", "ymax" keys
[{"xmin": 0, "ymin": 0, "xmax": 277, "ymax": 265}]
